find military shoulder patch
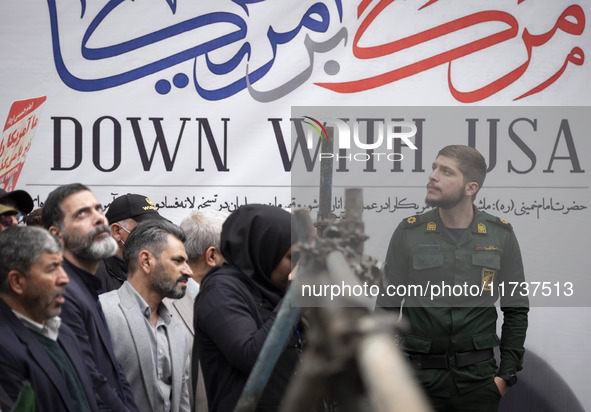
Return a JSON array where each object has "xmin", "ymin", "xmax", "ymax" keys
[
  {"xmin": 401, "ymin": 210, "xmax": 437, "ymax": 229},
  {"xmin": 490, "ymin": 216, "xmax": 513, "ymax": 230},
  {"xmin": 402, "ymin": 215, "xmax": 421, "ymax": 228}
]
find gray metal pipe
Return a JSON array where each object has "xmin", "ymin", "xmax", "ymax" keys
[
  {"xmin": 357, "ymin": 316, "xmax": 433, "ymax": 412},
  {"xmin": 233, "ymin": 286, "xmax": 302, "ymax": 412}
]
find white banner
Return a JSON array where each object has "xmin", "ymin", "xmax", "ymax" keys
[{"xmin": 1, "ymin": 0, "xmax": 590, "ymax": 410}]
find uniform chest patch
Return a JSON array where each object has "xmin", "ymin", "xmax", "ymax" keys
[
  {"xmin": 475, "ymin": 244, "xmax": 499, "ymax": 251},
  {"xmin": 482, "ymin": 269, "xmax": 495, "ymax": 291},
  {"xmin": 417, "ymin": 244, "xmax": 441, "ymax": 252}
]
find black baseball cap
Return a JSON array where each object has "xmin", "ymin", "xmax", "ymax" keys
[
  {"xmin": 105, "ymin": 194, "xmax": 165, "ymax": 224},
  {"xmin": 0, "ymin": 189, "xmax": 34, "ymax": 214}
]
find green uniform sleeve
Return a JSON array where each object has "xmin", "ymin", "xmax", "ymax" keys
[
  {"xmin": 376, "ymin": 223, "xmax": 407, "ymax": 311},
  {"xmin": 498, "ymin": 229, "xmax": 529, "ymax": 375}
]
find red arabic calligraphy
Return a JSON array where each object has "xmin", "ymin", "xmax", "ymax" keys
[
  {"xmin": 317, "ymin": 1, "xmax": 586, "ymax": 102},
  {"xmin": 0, "ymin": 115, "xmax": 39, "ymax": 173},
  {"xmin": 6, "ymin": 116, "xmax": 38, "ymax": 149}
]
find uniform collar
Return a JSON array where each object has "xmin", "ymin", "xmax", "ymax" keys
[
  {"xmin": 467, "ymin": 206, "xmax": 490, "ymax": 235},
  {"xmin": 428, "ymin": 206, "xmax": 489, "ymax": 246}
]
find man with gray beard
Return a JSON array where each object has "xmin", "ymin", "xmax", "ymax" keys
[{"xmin": 42, "ymin": 183, "xmax": 139, "ymax": 412}]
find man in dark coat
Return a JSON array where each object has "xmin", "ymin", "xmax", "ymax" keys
[
  {"xmin": 42, "ymin": 183, "xmax": 139, "ymax": 412},
  {"xmin": 0, "ymin": 226, "xmax": 99, "ymax": 412}
]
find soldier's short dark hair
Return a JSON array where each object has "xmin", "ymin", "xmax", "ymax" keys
[{"xmin": 437, "ymin": 145, "xmax": 487, "ymax": 196}]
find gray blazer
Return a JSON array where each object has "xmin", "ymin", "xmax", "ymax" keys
[
  {"xmin": 165, "ymin": 294, "xmax": 208, "ymax": 412},
  {"xmin": 100, "ymin": 282, "xmax": 191, "ymax": 412}
]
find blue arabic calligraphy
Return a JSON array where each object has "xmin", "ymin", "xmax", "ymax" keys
[{"xmin": 47, "ymin": 0, "xmax": 344, "ymax": 100}]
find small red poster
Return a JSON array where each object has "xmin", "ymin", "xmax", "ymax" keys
[{"xmin": 0, "ymin": 96, "xmax": 46, "ymax": 191}]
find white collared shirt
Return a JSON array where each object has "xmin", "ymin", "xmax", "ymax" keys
[{"xmin": 12, "ymin": 310, "xmax": 61, "ymax": 341}]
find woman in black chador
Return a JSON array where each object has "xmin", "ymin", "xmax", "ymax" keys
[{"xmin": 194, "ymin": 204, "xmax": 300, "ymax": 412}]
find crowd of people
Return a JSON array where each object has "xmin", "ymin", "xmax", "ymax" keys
[
  {"xmin": 0, "ymin": 145, "xmax": 528, "ymax": 412},
  {"xmin": 1, "ymin": 183, "xmax": 298, "ymax": 412}
]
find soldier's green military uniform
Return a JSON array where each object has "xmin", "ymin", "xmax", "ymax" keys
[{"xmin": 377, "ymin": 206, "xmax": 528, "ymax": 410}]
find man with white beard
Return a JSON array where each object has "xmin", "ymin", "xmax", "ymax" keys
[{"xmin": 42, "ymin": 183, "xmax": 139, "ymax": 412}]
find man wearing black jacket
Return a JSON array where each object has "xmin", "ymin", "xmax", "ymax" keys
[
  {"xmin": 42, "ymin": 183, "xmax": 139, "ymax": 412},
  {"xmin": 0, "ymin": 226, "xmax": 99, "ymax": 412}
]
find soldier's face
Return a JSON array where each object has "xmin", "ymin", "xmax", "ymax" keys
[{"xmin": 426, "ymin": 155, "xmax": 467, "ymax": 209}]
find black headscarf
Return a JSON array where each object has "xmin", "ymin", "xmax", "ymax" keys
[{"xmin": 220, "ymin": 204, "xmax": 292, "ymax": 305}]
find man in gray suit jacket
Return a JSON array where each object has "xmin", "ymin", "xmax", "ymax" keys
[{"xmin": 100, "ymin": 220, "xmax": 193, "ymax": 412}]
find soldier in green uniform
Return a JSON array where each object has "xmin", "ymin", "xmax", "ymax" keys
[{"xmin": 377, "ymin": 145, "xmax": 528, "ymax": 412}]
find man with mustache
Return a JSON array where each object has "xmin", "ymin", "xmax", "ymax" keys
[
  {"xmin": 377, "ymin": 145, "xmax": 529, "ymax": 412},
  {"xmin": 100, "ymin": 219, "xmax": 193, "ymax": 412},
  {"xmin": 0, "ymin": 226, "xmax": 99, "ymax": 412},
  {"xmin": 42, "ymin": 183, "xmax": 139, "ymax": 412}
]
